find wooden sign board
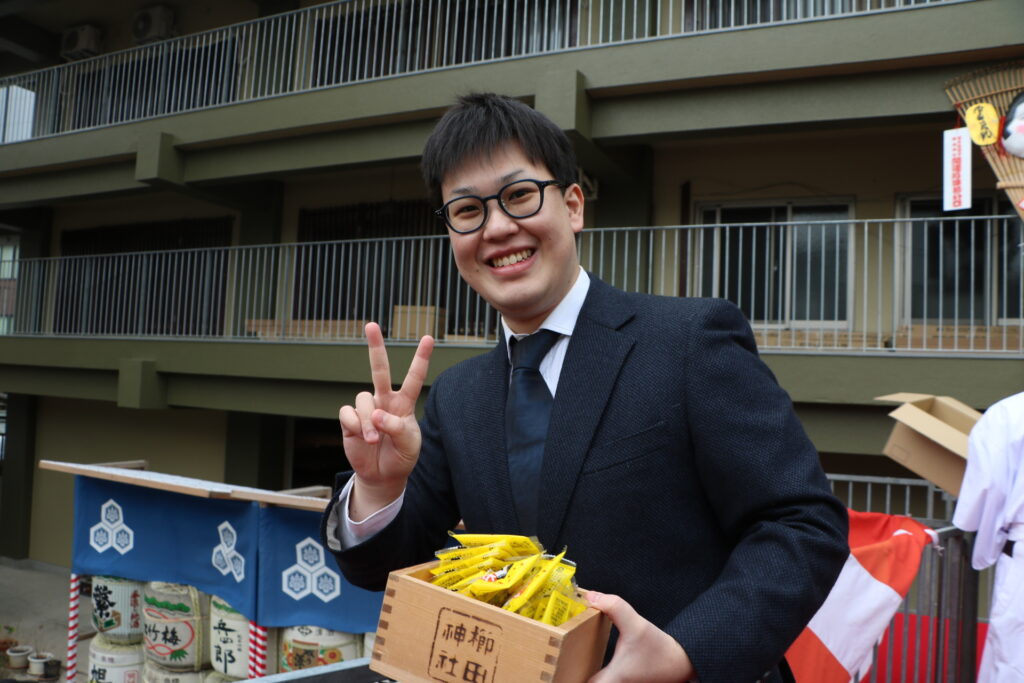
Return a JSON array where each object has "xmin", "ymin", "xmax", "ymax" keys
[{"xmin": 39, "ymin": 460, "xmax": 329, "ymax": 511}]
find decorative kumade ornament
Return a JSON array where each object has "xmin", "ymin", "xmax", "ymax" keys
[{"xmin": 946, "ymin": 62, "xmax": 1024, "ymax": 219}]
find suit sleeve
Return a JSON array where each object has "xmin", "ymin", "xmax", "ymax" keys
[
  {"xmin": 321, "ymin": 376, "xmax": 462, "ymax": 592},
  {"xmin": 666, "ymin": 300, "xmax": 849, "ymax": 683}
]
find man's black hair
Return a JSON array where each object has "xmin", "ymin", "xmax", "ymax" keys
[{"xmin": 421, "ymin": 93, "xmax": 578, "ymax": 207}]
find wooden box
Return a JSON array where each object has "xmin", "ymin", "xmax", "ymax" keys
[{"xmin": 370, "ymin": 560, "xmax": 611, "ymax": 683}]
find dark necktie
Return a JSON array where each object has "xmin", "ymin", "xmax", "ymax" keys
[{"xmin": 506, "ymin": 329, "xmax": 560, "ymax": 536}]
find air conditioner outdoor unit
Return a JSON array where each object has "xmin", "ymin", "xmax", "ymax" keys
[
  {"xmin": 60, "ymin": 24, "xmax": 101, "ymax": 61},
  {"xmin": 132, "ymin": 5, "xmax": 175, "ymax": 44}
]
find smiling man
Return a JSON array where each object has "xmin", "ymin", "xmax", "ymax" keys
[{"xmin": 321, "ymin": 93, "xmax": 848, "ymax": 683}]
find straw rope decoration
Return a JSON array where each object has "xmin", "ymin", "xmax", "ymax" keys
[
  {"xmin": 66, "ymin": 573, "xmax": 80, "ymax": 682},
  {"xmin": 945, "ymin": 61, "xmax": 1024, "ymax": 219}
]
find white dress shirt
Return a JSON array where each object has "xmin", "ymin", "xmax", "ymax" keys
[{"xmin": 324, "ymin": 267, "xmax": 591, "ymax": 551}]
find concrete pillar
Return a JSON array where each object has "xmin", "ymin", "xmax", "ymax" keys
[{"xmin": 0, "ymin": 394, "xmax": 37, "ymax": 559}]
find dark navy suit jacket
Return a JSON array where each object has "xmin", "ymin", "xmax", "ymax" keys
[{"xmin": 323, "ymin": 275, "xmax": 848, "ymax": 683}]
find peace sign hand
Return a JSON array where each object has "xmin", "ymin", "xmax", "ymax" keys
[{"xmin": 339, "ymin": 322, "xmax": 435, "ymax": 521}]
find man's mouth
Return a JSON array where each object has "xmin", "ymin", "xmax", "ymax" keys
[{"xmin": 490, "ymin": 249, "xmax": 533, "ymax": 268}]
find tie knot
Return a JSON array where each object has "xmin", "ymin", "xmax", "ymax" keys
[{"xmin": 510, "ymin": 329, "xmax": 560, "ymax": 371}]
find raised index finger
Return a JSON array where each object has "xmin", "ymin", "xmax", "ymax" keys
[
  {"xmin": 398, "ymin": 334, "xmax": 435, "ymax": 401},
  {"xmin": 365, "ymin": 322, "xmax": 393, "ymax": 396}
]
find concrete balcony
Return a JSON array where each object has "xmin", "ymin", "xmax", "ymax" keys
[
  {"xmin": 0, "ymin": 0, "xmax": 975, "ymax": 145},
  {"xmin": 3, "ymin": 218, "xmax": 1022, "ymax": 352}
]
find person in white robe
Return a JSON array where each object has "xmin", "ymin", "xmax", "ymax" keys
[{"xmin": 952, "ymin": 390, "xmax": 1024, "ymax": 682}]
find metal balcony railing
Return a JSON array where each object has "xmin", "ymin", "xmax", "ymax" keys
[
  {"xmin": 0, "ymin": 0, "xmax": 967, "ymax": 144},
  {"xmin": 1, "ymin": 217, "xmax": 1021, "ymax": 355}
]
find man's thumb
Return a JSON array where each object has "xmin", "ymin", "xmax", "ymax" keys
[{"xmin": 584, "ymin": 591, "xmax": 640, "ymax": 632}]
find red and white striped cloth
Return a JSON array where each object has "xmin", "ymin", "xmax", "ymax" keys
[
  {"xmin": 67, "ymin": 573, "xmax": 81, "ymax": 683},
  {"xmin": 786, "ymin": 510, "xmax": 937, "ymax": 683},
  {"xmin": 248, "ymin": 621, "xmax": 268, "ymax": 678}
]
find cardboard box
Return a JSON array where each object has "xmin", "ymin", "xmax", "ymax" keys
[
  {"xmin": 875, "ymin": 392, "xmax": 983, "ymax": 496},
  {"xmin": 391, "ymin": 305, "xmax": 446, "ymax": 340},
  {"xmin": 370, "ymin": 560, "xmax": 611, "ymax": 683}
]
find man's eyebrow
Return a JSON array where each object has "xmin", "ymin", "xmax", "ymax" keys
[
  {"xmin": 500, "ymin": 169, "xmax": 525, "ymax": 184},
  {"xmin": 450, "ymin": 169, "xmax": 525, "ymax": 196}
]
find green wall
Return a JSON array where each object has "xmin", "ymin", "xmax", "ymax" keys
[{"xmin": 29, "ymin": 397, "xmax": 227, "ymax": 566}]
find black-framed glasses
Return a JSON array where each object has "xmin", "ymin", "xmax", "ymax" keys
[{"xmin": 435, "ymin": 179, "xmax": 563, "ymax": 234}]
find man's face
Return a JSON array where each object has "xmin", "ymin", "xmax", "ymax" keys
[{"xmin": 441, "ymin": 143, "xmax": 584, "ymax": 334}]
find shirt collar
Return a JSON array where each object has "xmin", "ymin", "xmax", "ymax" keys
[{"xmin": 502, "ymin": 266, "xmax": 590, "ymax": 357}]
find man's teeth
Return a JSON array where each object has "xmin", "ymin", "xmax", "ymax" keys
[{"xmin": 492, "ymin": 250, "xmax": 532, "ymax": 267}]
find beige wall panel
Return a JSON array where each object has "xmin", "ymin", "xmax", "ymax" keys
[
  {"xmin": 653, "ymin": 125, "xmax": 997, "ymax": 225},
  {"xmin": 55, "ymin": 193, "xmax": 235, "ymax": 230},
  {"xmin": 29, "ymin": 397, "xmax": 227, "ymax": 566}
]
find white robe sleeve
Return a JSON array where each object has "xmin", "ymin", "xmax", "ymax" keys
[{"xmin": 953, "ymin": 394, "xmax": 1019, "ymax": 570}]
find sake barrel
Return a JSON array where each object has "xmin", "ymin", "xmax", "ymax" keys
[
  {"xmin": 202, "ymin": 671, "xmax": 239, "ymax": 683},
  {"xmin": 92, "ymin": 576, "xmax": 145, "ymax": 645},
  {"xmin": 88, "ymin": 634, "xmax": 144, "ymax": 683},
  {"xmin": 278, "ymin": 626, "xmax": 360, "ymax": 671},
  {"xmin": 142, "ymin": 583, "xmax": 210, "ymax": 672},
  {"xmin": 141, "ymin": 660, "xmax": 205, "ymax": 683},
  {"xmin": 207, "ymin": 597, "xmax": 248, "ymax": 679},
  {"xmin": 362, "ymin": 631, "xmax": 376, "ymax": 658}
]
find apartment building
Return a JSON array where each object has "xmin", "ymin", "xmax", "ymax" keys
[{"xmin": 0, "ymin": 0, "xmax": 1022, "ymax": 566}]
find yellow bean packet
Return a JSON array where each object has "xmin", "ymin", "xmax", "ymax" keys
[
  {"xmin": 431, "ymin": 556, "xmax": 505, "ymax": 589},
  {"xmin": 516, "ymin": 591, "xmax": 548, "ymax": 620},
  {"xmin": 513, "ymin": 563, "xmax": 575, "ymax": 618},
  {"xmin": 434, "ymin": 543, "xmax": 498, "ymax": 565},
  {"xmin": 466, "ymin": 586, "xmax": 508, "ymax": 607},
  {"xmin": 447, "ymin": 558, "xmax": 515, "ymax": 591},
  {"xmin": 539, "ymin": 591, "xmax": 588, "ymax": 626},
  {"xmin": 548, "ymin": 558, "xmax": 577, "ymax": 587},
  {"xmin": 468, "ymin": 554, "xmax": 540, "ymax": 596},
  {"xmin": 449, "ymin": 532, "xmax": 543, "ymax": 556},
  {"xmin": 431, "ymin": 544, "xmax": 510, "ymax": 576},
  {"xmin": 429, "ymin": 535, "xmax": 587, "ymax": 624},
  {"xmin": 431, "ymin": 564, "xmax": 481, "ymax": 589},
  {"xmin": 503, "ymin": 550, "xmax": 566, "ymax": 613}
]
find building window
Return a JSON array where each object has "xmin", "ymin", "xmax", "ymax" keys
[
  {"xmin": 53, "ymin": 218, "xmax": 233, "ymax": 337},
  {"xmin": 297, "ymin": 200, "xmax": 495, "ymax": 339},
  {"xmin": 697, "ymin": 203, "xmax": 850, "ymax": 326},
  {"xmin": 0, "ymin": 237, "xmax": 18, "ymax": 335},
  {"xmin": 0, "ymin": 393, "xmax": 6, "ymax": 465},
  {"xmin": 0, "ymin": 86, "xmax": 35, "ymax": 143},
  {"xmin": 904, "ymin": 197, "xmax": 1023, "ymax": 326}
]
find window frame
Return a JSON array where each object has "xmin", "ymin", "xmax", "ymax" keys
[
  {"xmin": 694, "ymin": 198, "xmax": 855, "ymax": 330},
  {"xmin": 896, "ymin": 193, "xmax": 1023, "ymax": 329}
]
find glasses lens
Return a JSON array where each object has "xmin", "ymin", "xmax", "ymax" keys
[
  {"xmin": 445, "ymin": 196, "xmax": 486, "ymax": 233},
  {"xmin": 500, "ymin": 180, "xmax": 543, "ymax": 218}
]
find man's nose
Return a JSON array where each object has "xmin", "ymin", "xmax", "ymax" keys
[{"xmin": 481, "ymin": 198, "xmax": 517, "ymax": 238}]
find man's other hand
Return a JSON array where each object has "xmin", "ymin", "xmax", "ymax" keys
[{"xmin": 585, "ymin": 590, "xmax": 695, "ymax": 683}]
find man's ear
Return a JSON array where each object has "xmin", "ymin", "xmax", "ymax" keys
[{"xmin": 564, "ymin": 183, "xmax": 585, "ymax": 234}]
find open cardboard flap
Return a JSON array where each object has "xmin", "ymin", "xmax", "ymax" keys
[{"xmin": 875, "ymin": 393, "xmax": 982, "ymax": 497}]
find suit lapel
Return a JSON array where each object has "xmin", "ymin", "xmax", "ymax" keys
[
  {"xmin": 537, "ymin": 278, "xmax": 636, "ymax": 546},
  {"xmin": 460, "ymin": 338, "xmax": 520, "ymax": 532}
]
